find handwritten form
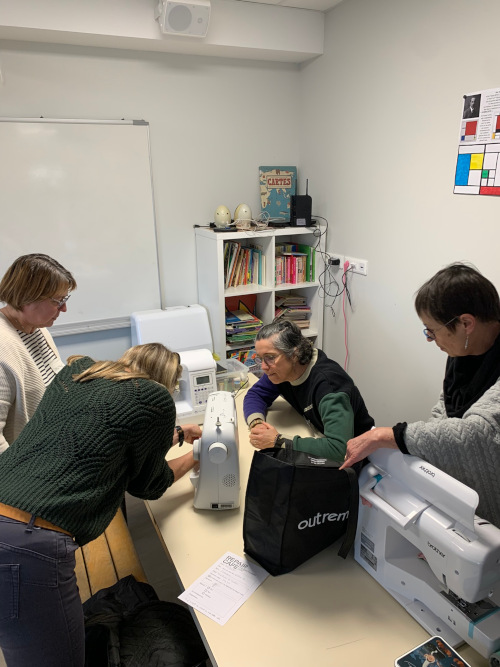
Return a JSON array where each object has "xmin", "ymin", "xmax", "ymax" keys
[{"xmin": 179, "ymin": 551, "xmax": 269, "ymax": 625}]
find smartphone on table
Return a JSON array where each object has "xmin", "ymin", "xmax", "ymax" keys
[{"xmin": 395, "ymin": 636, "xmax": 471, "ymax": 667}]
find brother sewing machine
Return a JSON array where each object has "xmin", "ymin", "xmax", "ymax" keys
[
  {"xmin": 354, "ymin": 449, "xmax": 500, "ymax": 663},
  {"xmin": 190, "ymin": 391, "xmax": 240, "ymax": 511}
]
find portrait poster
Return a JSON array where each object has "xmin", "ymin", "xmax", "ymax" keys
[{"xmin": 454, "ymin": 87, "xmax": 500, "ymax": 196}]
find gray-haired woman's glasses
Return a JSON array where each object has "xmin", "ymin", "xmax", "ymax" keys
[{"xmin": 423, "ymin": 316, "xmax": 458, "ymax": 341}]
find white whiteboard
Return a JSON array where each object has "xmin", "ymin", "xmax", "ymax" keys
[{"xmin": 0, "ymin": 118, "xmax": 161, "ymax": 335}]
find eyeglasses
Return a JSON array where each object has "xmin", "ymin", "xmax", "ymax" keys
[
  {"xmin": 255, "ymin": 353, "xmax": 283, "ymax": 366},
  {"xmin": 423, "ymin": 316, "xmax": 458, "ymax": 341},
  {"xmin": 49, "ymin": 294, "xmax": 71, "ymax": 310}
]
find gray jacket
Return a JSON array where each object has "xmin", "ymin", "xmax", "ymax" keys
[{"xmin": 405, "ymin": 376, "xmax": 500, "ymax": 528}]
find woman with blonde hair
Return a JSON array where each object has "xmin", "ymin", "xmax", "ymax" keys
[
  {"xmin": 0, "ymin": 253, "xmax": 77, "ymax": 452},
  {"xmin": 0, "ymin": 343, "xmax": 197, "ymax": 667}
]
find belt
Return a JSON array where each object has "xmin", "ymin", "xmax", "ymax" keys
[{"xmin": 0, "ymin": 502, "xmax": 73, "ymax": 537}]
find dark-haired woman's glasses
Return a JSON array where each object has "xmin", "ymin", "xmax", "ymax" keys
[
  {"xmin": 255, "ymin": 353, "xmax": 283, "ymax": 366},
  {"xmin": 423, "ymin": 316, "xmax": 457, "ymax": 341},
  {"xmin": 49, "ymin": 294, "xmax": 71, "ymax": 310}
]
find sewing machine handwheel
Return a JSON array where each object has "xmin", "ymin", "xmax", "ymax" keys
[
  {"xmin": 490, "ymin": 650, "xmax": 500, "ymax": 667},
  {"xmin": 193, "ymin": 438, "xmax": 201, "ymax": 460},
  {"xmin": 208, "ymin": 442, "xmax": 228, "ymax": 464}
]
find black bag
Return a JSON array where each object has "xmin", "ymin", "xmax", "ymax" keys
[
  {"xmin": 83, "ymin": 575, "xmax": 208, "ymax": 667},
  {"xmin": 243, "ymin": 446, "xmax": 359, "ymax": 576}
]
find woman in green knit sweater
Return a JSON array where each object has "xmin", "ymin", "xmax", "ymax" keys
[{"xmin": 0, "ymin": 343, "xmax": 197, "ymax": 667}]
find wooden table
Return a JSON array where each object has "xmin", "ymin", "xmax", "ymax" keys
[{"xmin": 147, "ymin": 381, "xmax": 489, "ymax": 667}]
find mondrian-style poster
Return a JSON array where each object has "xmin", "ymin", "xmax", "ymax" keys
[{"xmin": 454, "ymin": 87, "xmax": 500, "ymax": 196}]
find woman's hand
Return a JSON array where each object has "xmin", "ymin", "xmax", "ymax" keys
[
  {"xmin": 340, "ymin": 427, "xmax": 397, "ymax": 470},
  {"xmin": 169, "ymin": 451, "xmax": 196, "ymax": 482},
  {"xmin": 249, "ymin": 421, "xmax": 278, "ymax": 450},
  {"xmin": 182, "ymin": 424, "xmax": 202, "ymax": 444}
]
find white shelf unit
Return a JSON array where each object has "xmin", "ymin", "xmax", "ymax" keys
[{"xmin": 195, "ymin": 226, "xmax": 326, "ymax": 360}]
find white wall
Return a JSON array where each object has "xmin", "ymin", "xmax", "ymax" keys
[
  {"xmin": 0, "ymin": 40, "xmax": 301, "ymax": 359},
  {"xmin": 4, "ymin": 0, "xmax": 499, "ymax": 417},
  {"xmin": 300, "ymin": 0, "xmax": 500, "ymax": 425}
]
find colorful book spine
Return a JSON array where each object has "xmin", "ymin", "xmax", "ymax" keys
[
  {"xmin": 224, "ymin": 242, "xmax": 241, "ymax": 288},
  {"xmin": 275, "ymin": 256, "xmax": 283, "ymax": 285},
  {"xmin": 297, "ymin": 244, "xmax": 316, "ymax": 282}
]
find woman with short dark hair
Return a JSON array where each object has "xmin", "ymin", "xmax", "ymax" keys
[
  {"xmin": 342, "ymin": 262, "xmax": 500, "ymax": 528},
  {"xmin": 244, "ymin": 319, "xmax": 374, "ymax": 461}
]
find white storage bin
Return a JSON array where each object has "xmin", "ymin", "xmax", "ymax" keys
[{"xmin": 216, "ymin": 358, "xmax": 248, "ymax": 392}]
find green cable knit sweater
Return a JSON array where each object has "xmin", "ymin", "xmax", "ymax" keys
[{"xmin": 0, "ymin": 357, "xmax": 176, "ymax": 545}]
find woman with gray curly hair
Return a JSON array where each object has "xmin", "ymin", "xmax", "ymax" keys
[{"xmin": 243, "ymin": 319, "xmax": 374, "ymax": 461}]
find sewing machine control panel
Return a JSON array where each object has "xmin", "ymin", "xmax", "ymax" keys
[{"xmin": 190, "ymin": 370, "xmax": 217, "ymax": 410}]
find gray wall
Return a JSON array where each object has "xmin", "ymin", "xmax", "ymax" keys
[
  {"xmin": 2, "ymin": 0, "xmax": 500, "ymax": 429},
  {"xmin": 0, "ymin": 41, "xmax": 301, "ymax": 359},
  {"xmin": 300, "ymin": 0, "xmax": 500, "ymax": 425}
]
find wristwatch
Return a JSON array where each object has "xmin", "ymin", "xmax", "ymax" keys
[
  {"xmin": 248, "ymin": 418, "xmax": 264, "ymax": 430},
  {"xmin": 175, "ymin": 425, "xmax": 184, "ymax": 446}
]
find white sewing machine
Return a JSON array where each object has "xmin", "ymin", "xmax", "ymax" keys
[
  {"xmin": 190, "ymin": 391, "xmax": 240, "ymax": 510},
  {"xmin": 354, "ymin": 449, "xmax": 500, "ymax": 661},
  {"xmin": 130, "ymin": 306, "xmax": 216, "ymax": 424}
]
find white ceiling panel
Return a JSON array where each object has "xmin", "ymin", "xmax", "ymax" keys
[{"xmin": 231, "ymin": 0, "xmax": 343, "ymax": 11}]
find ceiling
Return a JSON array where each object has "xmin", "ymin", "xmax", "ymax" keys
[{"xmin": 231, "ymin": 0, "xmax": 343, "ymax": 11}]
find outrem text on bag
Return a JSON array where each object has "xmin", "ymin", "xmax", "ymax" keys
[{"xmin": 298, "ymin": 510, "xmax": 349, "ymax": 530}]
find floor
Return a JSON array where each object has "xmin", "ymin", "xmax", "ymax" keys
[
  {"xmin": 0, "ymin": 495, "xmax": 210, "ymax": 667},
  {"xmin": 125, "ymin": 492, "xmax": 186, "ymax": 604}
]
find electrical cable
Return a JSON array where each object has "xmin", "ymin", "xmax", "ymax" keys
[
  {"xmin": 232, "ymin": 375, "xmax": 249, "ymax": 400},
  {"xmin": 342, "ymin": 261, "xmax": 351, "ymax": 370},
  {"xmin": 312, "ymin": 217, "xmax": 352, "ymax": 318}
]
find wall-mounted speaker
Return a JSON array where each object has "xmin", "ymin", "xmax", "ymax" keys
[{"xmin": 156, "ymin": 1, "xmax": 211, "ymax": 38}]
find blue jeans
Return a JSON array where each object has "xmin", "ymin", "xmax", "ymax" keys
[{"xmin": 0, "ymin": 516, "xmax": 84, "ymax": 667}]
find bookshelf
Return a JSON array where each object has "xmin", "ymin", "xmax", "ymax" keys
[{"xmin": 195, "ymin": 226, "xmax": 326, "ymax": 361}]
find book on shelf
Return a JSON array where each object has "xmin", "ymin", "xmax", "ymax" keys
[
  {"xmin": 290, "ymin": 319, "xmax": 310, "ymax": 329},
  {"xmin": 275, "ymin": 239, "xmax": 315, "ymax": 285},
  {"xmin": 225, "ymin": 295, "xmax": 263, "ymax": 346},
  {"xmin": 275, "ymin": 294, "xmax": 307, "ymax": 307},
  {"xmin": 274, "ymin": 253, "xmax": 309, "ymax": 285},
  {"xmin": 259, "ymin": 166, "xmax": 297, "ymax": 221},
  {"xmin": 275, "ymin": 256, "xmax": 284, "ymax": 285},
  {"xmin": 279, "ymin": 311, "xmax": 309, "ymax": 320},
  {"xmin": 297, "ymin": 243, "xmax": 316, "ymax": 282},
  {"xmin": 296, "ymin": 256, "xmax": 305, "ymax": 283},
  {"xmin": 247, "ymin": 242, "xmax": 265, "ymax": 285},
  {"xmin": 226, "ymin": 310, "xmax": 261, "ymax": 325},
  {"xmin": 224, "ymin": 242, "xmax": 265, "ymax": 288},
  {"xmin": 224, "ymin": 241, "xmax": 241, "ymax": 288},
  {"xmin": 250, "ymin": 249, "xmax": 260, "ymax": 285},
  {"xmin": 225, "ymin": 294, "xmax": 257, "ymax": 314},
  {"xmin": 233, "ymin": 252, "xmax": 244, "ymax": 287},
  {"xmin": 275, "ymin": 307, "xmax": 310, "ymax": 320},
  {"xmin": 275, "ymin": 243, "xmax": 299, "ymax": 254},
  {"xmin": 275, "ymin": 292, "xmax": 311, "ymax": 329}
]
